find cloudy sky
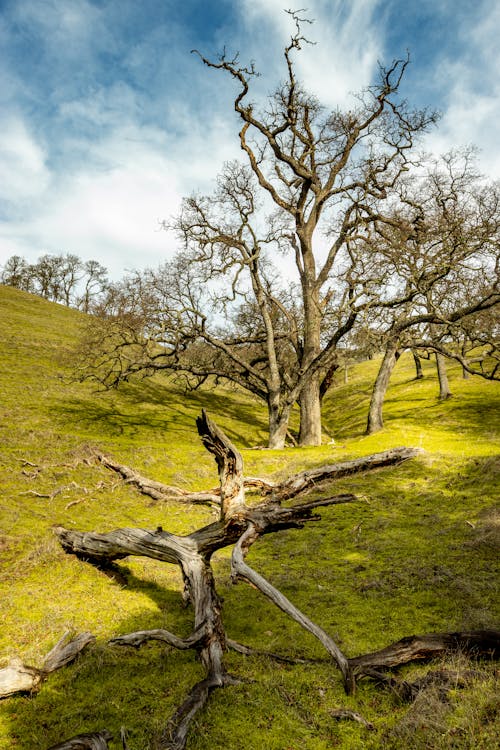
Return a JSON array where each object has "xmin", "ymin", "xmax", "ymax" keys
[{"xmin": 1, "ymin": 0, "xmax": 499, "ymax": 278}]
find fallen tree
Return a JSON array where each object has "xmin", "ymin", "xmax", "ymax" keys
[{"xmin": 46, "ymin": 412, "xmax": 498, "ymax": 749}]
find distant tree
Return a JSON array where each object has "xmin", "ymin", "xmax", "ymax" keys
[
  {"xmin": 59, "ymin": 253, "xmax": 83, "ymax": 306},
  {"xmin": 28, "ymin": 254, "xmax": 64, "ymax": 302},
  {"xmin": 1, "ymin": 253, "xmax": 109, "ymax": 311},
  {"xmin": 0, "ymin": 255, "xmax": 33, "ymax": 292},
  {"xmin": 78, "ymin": 260, "xmax": 109, "ymax": 313},
  {"xmin": 364, "ymin": 151, "xmax": 500, "ymax": 433}
]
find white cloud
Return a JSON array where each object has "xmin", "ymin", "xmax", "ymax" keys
[
  {"xmin": 0, "ymin": 112, "xmax": 243, "ymax": 276},
  {"xmin": 0, "ymin": 116, "xmax": 51, "ymax": 207},
  {"xmin": 239, "ymin": 0, "xmax": 383, "ymax": 107},
  {"xmin": 421, "ymin": 0, "xmax": 500, "ymax": 177}
]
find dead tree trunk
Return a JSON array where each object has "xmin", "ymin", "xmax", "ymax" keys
[
  {"xmin": 48, "ymin": 412, "xmax": 498, "ymax": 749},
  {"xmin": 55, "ymin": 410, "xmax": 372, "ymax": 748}
]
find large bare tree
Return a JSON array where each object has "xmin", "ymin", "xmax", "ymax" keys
[
  {"xmin": 190, "ymin": 10, "xmax": 437, "ymax": 445},
  {"xmin": 78, "ymin": 12, "xmax": 437, "ymax": 447}
]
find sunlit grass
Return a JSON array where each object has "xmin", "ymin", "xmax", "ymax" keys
[{"xmin": 0, "ymin": 285, "xmax": 498, "ymax": 749}]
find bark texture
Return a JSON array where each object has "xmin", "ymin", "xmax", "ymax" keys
[
  {"xmin": 436, "ymin": 352, "xmax": 453, "ymax": 400},
  {"xmin": 366, "ymin": 339, "xmax": 400, "ymax": 434}
]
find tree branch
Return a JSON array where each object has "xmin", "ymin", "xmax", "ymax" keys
[{"xmin": 231, "ymin": 523, "xmax": 354, "ymax": 692}]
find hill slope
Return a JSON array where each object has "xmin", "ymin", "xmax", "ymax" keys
[{"xmin": 0, "ymin": 285, "xmax": 498, "ymax": 749}]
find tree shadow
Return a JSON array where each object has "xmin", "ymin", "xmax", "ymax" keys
[{"xmin": 53, "ymin": 378, "xmax": 269, "ymax": 448}]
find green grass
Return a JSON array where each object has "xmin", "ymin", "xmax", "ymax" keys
[{"xmin": 0, "ymin": 284, "xmax": 498, "ymax": 749}]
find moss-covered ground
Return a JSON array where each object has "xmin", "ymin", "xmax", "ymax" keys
[{"xmin": 0, "ymin": 284, "xmax": 498, "ymax": 749}]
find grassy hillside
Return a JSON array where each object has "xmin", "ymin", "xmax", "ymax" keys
[{"xmin": 0, "ymin": 284, "xmax": 498, "ymax": 749}]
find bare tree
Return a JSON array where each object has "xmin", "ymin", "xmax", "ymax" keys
[
  {"xmin": 1, "ymin": 253, "xmax": 109, "ymax": 311},
  {"xmin": 30, "ymin": 253, "xmax": 64, "ymax": 301},
  {"xmin": 188, "ymin": 10, "xmax": 438, "ymax": 445},
  {"xmin": 59, "ymin": 253, "xmax": 83, "ymax": 307},
  {"xmin": 364, "ymin": 151, "xmax": 500, "ymax": 433},
  {"xmin": 0, "ymin": 254, "xmax": 34, "ymax": 292},
  {"xmin": 78, "ymin": 260, "xmax": 109, "ymax": 313}
]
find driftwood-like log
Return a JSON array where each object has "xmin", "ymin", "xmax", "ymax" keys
[
  {"xmin": 0, "ymin": 631, "xmax": 95, "ymax": 699},
  {"xmin": 274, "ymin": 447, "xmax": 423, "ymax": 500},
  {"xmin": 95, "ymin": 449, "xmax": 275, "ymax": 502},
  {"xmin": 231, "ymin": 523, "xmax": 354, "ymax": 692},
  {"xmin": 0, "ymin": 658, "xmax": 42, "ymax": 699},
  {"xmin": 95, "ymin": 451, "xmax": 220, "ymax": 507},
  {"xmin": 349, "ymin": 630, "xmax": 500, "ymax": 674},
  {"xmin": 50, "ymin": 409, "xmax": 461, "ymax": 749}
]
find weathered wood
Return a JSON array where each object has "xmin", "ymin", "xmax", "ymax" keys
[
  {"xmin": 196, "ymin": 409, "xmax": 245, "ymax": 518},
  {"xmin": 95, "ymin": 451, "xmax": 220, "ymax": 506},
  {"xmin": 0, "ymin": 658, "xmax": 41, "ymax": 698},
  {"xmin": 329, "ymin": 708, "xmax": 374, "ymax": 729},
  {"xmin": 273, "ymin": 447, "xmax": 423, "ymax": 500},
  {"xmin": 231, "ymin": 524, "xmax": 354, "ymax": 693},
  {"xmin": 0, "ymin": 632, "xmax": 94, "ymax": 699},
  {"xmin": 110, "ymin": 623, "xmax": 208, "ymax": 650},
  {"xmin": 42, "ymin": 631, "xmax": 96, "ymax": 673},
  {"xmin": 54, "ymin": 526, "xmax": 196, "ymax": 566},
  {"xmin": 159, "ymin": 674, "xmax": 241, "ymax": 750},
  {"xmin": 96, "ymin": 449, "xmax": 273, "ymax": 500},
  {"xmin": 50, "ymin": 412, "xmax": 435, "ymax": 748},
  {"xmin": 46, "ymin": 730, "xmax": 113, "ymax": 749},
  {"xmin": 349, "ymin": 630, "xmax": 500, "ymax": 673}
]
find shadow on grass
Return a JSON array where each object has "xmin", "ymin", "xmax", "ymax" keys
[
  {"xmin": 53, "ymin": 379, "xmax": 269, "ymax": 448},
  {"xmin": 323, "ymin": 369, "xmax": 500, "ymax": 444}
]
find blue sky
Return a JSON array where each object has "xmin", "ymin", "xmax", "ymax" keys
[{"xmin": 1, "ymin": 0, "xmax": 499, "ymax": 277}]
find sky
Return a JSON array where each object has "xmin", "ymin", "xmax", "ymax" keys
[{"xmin": 1, "ymin": 0, "xmax": 499, "ymax": 279}]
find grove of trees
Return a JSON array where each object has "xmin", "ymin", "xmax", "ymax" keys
[
  {"xmin": 76, "ymin": 17, "xmax": 498, "ymax": 447},
  {"xmin": 1, "ymin": 253, "xmax": 109, "ymax": 312}
]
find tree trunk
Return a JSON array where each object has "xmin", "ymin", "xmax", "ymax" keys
[
  {"xmin": 319, "ymin": 363, "xmax": 339, "ymax": 403},
  {"xmin": 267, "ymin": 403, "xmax": 291, "ymax": 449},
  {"xmin": 435, "ymin": 352, "xmax": 452, "ymax": 400},
  {"xmin": 366, "ymin": 339, "xmax": 400, "ymax": 434},
  {"xmin": 412, "ymin": 350, "xmax": 424, "ymax": 379},
  {"xmin": 298, "ymin": 375, "xmax": 322, "ymax": 446}
]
